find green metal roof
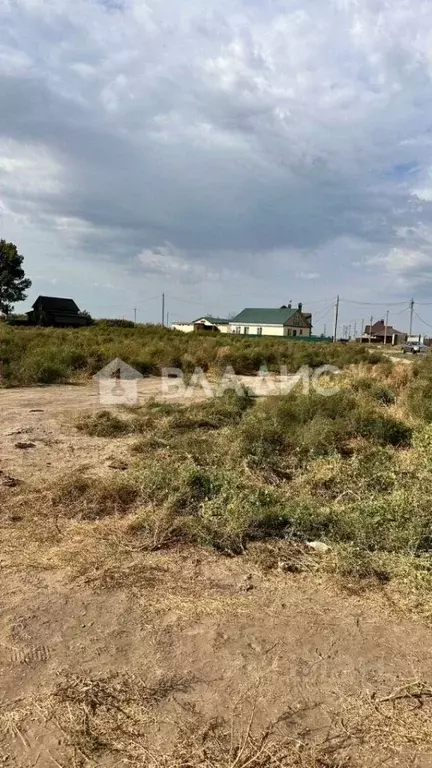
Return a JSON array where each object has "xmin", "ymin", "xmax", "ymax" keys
[
  {"xmin": 193, "ymin": 316, "xmax": 229, "ymax": 325},
  {"xmin": 231, "ymin": 307, "xmax": 300, "ymax": 325}
]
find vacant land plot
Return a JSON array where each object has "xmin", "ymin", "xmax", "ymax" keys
[
  {"xmin": 1, "ymin": 354, "xmax": 432, "ymax": 766},
  {"xmin": 0, "ymin": 324, "xmax": 383, "ymax": 385}
]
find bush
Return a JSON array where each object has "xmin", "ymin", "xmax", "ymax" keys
[
  {"xmin": 95, "ymin": 318, "xmax": 136, "ymax": 328},
  {"xmin": 170, "ymin": 390, "xmax": 254, "ymax": 430},
  {"xmin": 131, "ymin": 458, "xmax": 290, "ymax": 553},
  {"xmin": 34, "ymin": 361, "xmax": 69, "ymax": 384},
  {"xmin": 408, "ymin": 376, "xmax": 432, "ymax": 422},
  {"xmin": 354, "ymin": 410, "xmax": 411, "ymax": 446},
  {"xmin": 370, "ymin": 383, "xmax": 396, "ymax": 405},
  {"xmin": 237, "ymin": 390, "xmax": 411, "ymax": 467},
  {"xmin": 352, "ymin": 378, "xmax": 396, "ymax": 405}
]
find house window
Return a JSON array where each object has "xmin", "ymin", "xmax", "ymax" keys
[
  {"xmin": 235, "ymin": 326, "xmax": 241, "ymax": 334},
  {"xmin": 292, "ymin": 330, "xmax": 297, "ymax": 337},
  {"xmin": 243, "ymin": 326, "xmax": 249, "ymax": 335},
  {"xmin": 257, "ymin": 327, "xmax": 263, "ymax": 336}
]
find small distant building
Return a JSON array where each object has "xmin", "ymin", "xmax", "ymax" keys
[
  {"xmin": 362, "ymin": 319, "xmax": 407, "ymax": 345},
  {"xmin": 172, "ymin": 316, "xmax": 229, "ymax": 334},
  {"xmin": 229, "ymin": 303, "xmax": 312, "ymax": 337},
  {"xmin": 27, "ymin": 296, "xmax": 88, "ymax": 328},
  {"xmin": 407, "ymin": 334, "xmax": 430, "ymax": 345}
]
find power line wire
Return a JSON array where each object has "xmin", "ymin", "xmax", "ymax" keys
[
  {"xmin": 134, "ymin": 295, "xmax": 160, "ymax": 305},
  {"xmin": 292, "ymin": 296, "xmax": 337, "ymax": 306},
  {"xmin": 313, "ymin": 305, "xmax": 335, "ymax": 324},
  {"xmin": 339, "ymin": 297, "xmax": 409, "ymax": 307},
  {"xmin": 413, "ymin": 310, "xmax": 432, "ymax": 329}
]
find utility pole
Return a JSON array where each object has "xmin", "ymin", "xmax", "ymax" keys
[
  {"xmin": 348, "ymin": 324, "xmax": 351, "ymax": 340},
  {"xmin": 134, "ymin": 308, "xmax": 137, "ymax": 325},
  {"xmin": 409, "ymin": 298, "xmax": 414, "ymax": 337},
  {"xmin": 353, "ymin": 321, "xmax": 357, "ymax": 340},
  {"xmin": 167, "ymin": 312, "xmax": 170, "ymax": 327},
  {"xmin": 333, "ymin": 295, "xmax": 340, "ymax": 342},
  {"xmin": 361, "ymin": 318, "xmax": 364, "ymax": 337},
  {"xmin": 369, "ymin": 316, "xmax": 373, "ymax": 343},
  {"xmin": 161, "ymin": 293, "xmax": 165, "ymax": 327},
  {"xmin": 384, "ymin": 309, "xmax": 389, "ymax": 346},
  {"xmin": 323, "ymin": 323, "xmax": 327, "ymax": 338}
]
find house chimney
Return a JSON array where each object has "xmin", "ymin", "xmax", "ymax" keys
[
  {"xmin": 298, "ymin": 302, "xmax": 303, "ymax": 312},
  {"xmin": 288, "ymin": 302, "xmax": 292, "ymax": 309}
]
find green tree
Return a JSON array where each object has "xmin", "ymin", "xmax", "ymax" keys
[
  {"xmin": 0, "ymin": 240, "xmax": 32, "ymax": 316},
  {"xmin": 79, "ymin": 309, "xmax": 94, "ymax": 326}
]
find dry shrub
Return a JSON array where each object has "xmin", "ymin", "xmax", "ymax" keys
[
  {"xmin": 76, "ymin": 410, "xmax": 133, "ymax": 437},
  {"xmin": 52, "ymin": 473, "xmax": 139, "ymax": 520},
  {"xmin": 2, "ymin": 674, "xmax": 432, "ymax": 767}
]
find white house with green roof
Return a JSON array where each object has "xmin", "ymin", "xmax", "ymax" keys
[
  {"xmin": 229, "ymin": 304, "xmax": 312, "ymax": 337},
  {"xmin": 172, "ymin": 316, "xmax": 229, "ymax": 334}
]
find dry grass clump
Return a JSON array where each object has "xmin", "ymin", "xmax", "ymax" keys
[
  {"xmin": 77, "ymin": 390, "xmax": 255, "ymax": 440},
  {"xmin": 76, "ymin": 409, "xmax": 134, "ymax": 437},
  {"xmin": 51, "ymin": 473, "xmax": 140, "ymax": 520},
  {"xmin": 0, "ymin": 672, "xmax": 192, "ymax": 766},
  {"xmin": 2, "ymin": 673, "xmax": 432, "ymax": 767}
]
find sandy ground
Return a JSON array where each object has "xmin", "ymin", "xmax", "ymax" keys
[
  {"xmin": 0, "ymin": 378, "xmax": 197, "ymax": 483},
  {"xmin": 1, "ymin": 381, "xmax": 432, "ymax": 766},
  {"xmin": 2, "ymin": 559, "xmax": 432, "ymax": 766},
  {"xmin": 0, "ymin": 375, "xmax": 286, "ymax": 483}
]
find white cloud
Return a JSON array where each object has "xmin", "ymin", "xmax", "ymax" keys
[
  {"xmin": 361, "ymin": 247, "xmax": 432, "ymax": 291},
  {"xmin": 3, "ymin": 0, "xmax": 432, "ymax": 316},
  {"xmin": 0, "ymin": 46, "xmax": 32, "ymax": 76},
  {"xmin": 0, "ymin": 139, "xmax": 62, "ymax": 196},
  {"xmin": 138, "ymin": 244, "xmax": 195, "ymax": 276},
  {"xmin": 137, "ymin": 243, "xmax": 237, "ymax": 284},
  {"xmin": 382, "ymin": 249, "xmax": 432, "ymax": 273},
  {"xmin": 296, "ymin": 271, "xmax": 320, "ymax": 280}
]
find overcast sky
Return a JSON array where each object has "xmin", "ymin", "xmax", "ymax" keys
[{"xmin": 2, "ymin": 0, "xmax": 432, "ymax": 333}]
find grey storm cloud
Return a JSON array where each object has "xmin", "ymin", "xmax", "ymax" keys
[{"xmin": 3, "ymin": 0, "xmax": 432, "ymax": 319}]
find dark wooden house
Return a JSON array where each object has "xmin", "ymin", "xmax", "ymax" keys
[
  {"xmin": 27, "ymin": 296, "xmax": 88, "ymax": 327},
  {"xmin": 362, "ymin": 319, "xmax": 407, "ymax": 345}
]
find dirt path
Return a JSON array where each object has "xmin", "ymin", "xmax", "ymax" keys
[
  {"xmin": 0, "ymin": 376, "xmax": 195, "ymax": 416},
  {"xmin": 1, "ymin": 554, "xmax": 432, "ymax": 767}
]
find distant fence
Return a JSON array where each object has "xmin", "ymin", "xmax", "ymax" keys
[
  {"xmin": 285, "ymin": 335, "xmax": 333, "ymax": 344},
  {"xmin": 238, "ymin": 334, "xmax": 334, "ymax": 344}
]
